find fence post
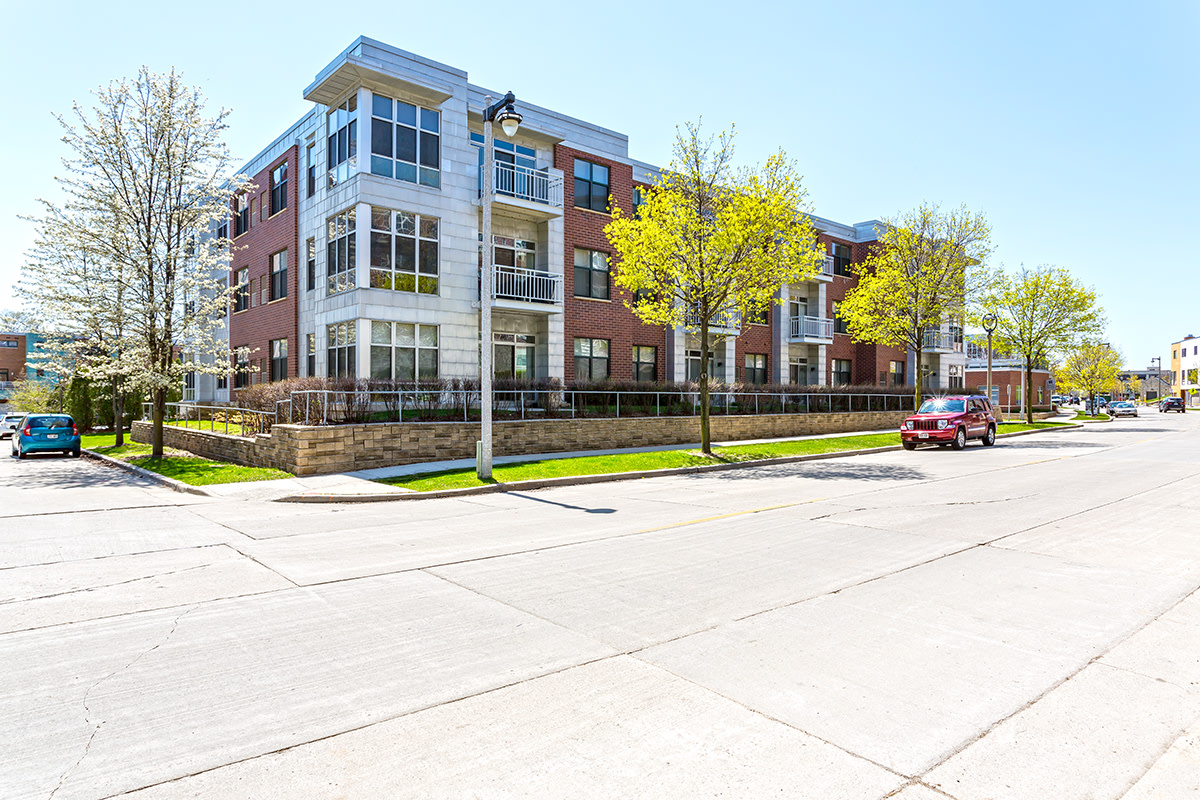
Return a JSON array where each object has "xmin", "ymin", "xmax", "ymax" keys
[{"xmin": 616, "ymin": 391, "xmax": 620, "ymax": 419}]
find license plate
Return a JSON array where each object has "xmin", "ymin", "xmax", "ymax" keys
[
  {"xmin": 918, "ymin": 432, "xmax": 929, "ymax": 439},
  {"xmin": 46, "ymin": 433, "xmax": 59, "ymax": 439}
]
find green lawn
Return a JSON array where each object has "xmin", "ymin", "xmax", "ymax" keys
[
  {"xmin": 1072, "ymin": 411, "xmax": 1110, "ymax": 421},
  {"xmin": 378, "ymin": 425, "xmax": 1068, "ymax": 492},
  {"xmin": 81, "ymin": 432, "xmax": 292, "ymax": 485}
]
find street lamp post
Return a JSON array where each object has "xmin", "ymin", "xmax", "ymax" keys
[
  {"xmin": 1151, "ymin": 356, "xmax": 1164, "ymax": 402},
  {"xmin": 982, "ymin": 313, "xmax": 997, "ymax": 412},
  {"xmin": 478, "ymin": 92, "xmax": 522, "ymax": 480}
]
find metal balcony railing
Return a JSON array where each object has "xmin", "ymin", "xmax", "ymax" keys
[
  {"xmin": 684, "ymin": 308, "xmax": 740, "ymax": 331},
  {"xmin": 922, "ymin": 330, "xmax": 954, "ymax": 350},
  {"xmin": 480, "ymin": 162, "xmax": 563, "ymax": 208},
  {"xmin": 820, "ymin": 255, "xmax": 835, "ymax": 277},
  {"xmin": 789, "ymin": 315, "xmax": 834, "ymax": 341},
  {"xmin": 492, "ymin": 265, "xmax": 563, "ymax": 305}
]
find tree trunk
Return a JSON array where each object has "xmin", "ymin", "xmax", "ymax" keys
[
  {"xmin": 152, "ymin": 387, "xmax": 165, "ymax": 458},
  {"xmin": 913, "ymin": 350, "xmax": 923, "ymax": 412},
  {"xmin": 112, "ymin": 377, "xmax": 125, "ymax": 447},
  {"xmin": 1025, "ymin": 362, "xmax": 1035, "ymax": 424},
  {"xmin": 699, "ymin": 321, "xmax": 711, "ymax": 454}
]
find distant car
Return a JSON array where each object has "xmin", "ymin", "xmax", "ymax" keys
[
  {"xmin": 1051, "ymin": 395, "xmax": 1063, "ymax": 406},
  {"xmin": 0, "ymin": 413, "xmax": 24, "ymax": 439},
  {"xmin": 1159, "ymin": 397, "xmax": 1186, "ymax": 413},
  {"xmin": 901, "ymin": 395, "xmax": 997, "ymax": 451},
  {"xmin": 10, "ymin": 414, "xmax": 81, "ymax": 459},
  {"xmin": 1109, "ymin": 401, "xmax": 1138, "ymax": 417}
]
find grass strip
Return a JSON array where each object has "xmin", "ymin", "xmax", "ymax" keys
[{"xmin": 81, "ymin": 433, "xmax": 292, "ymax": 485}]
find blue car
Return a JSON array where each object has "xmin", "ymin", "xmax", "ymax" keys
[{"xmin": 10, "ymin": 414, "xmax": 82, "ymax": 459}]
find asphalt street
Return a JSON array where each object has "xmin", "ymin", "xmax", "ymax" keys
[{"xmin": 2, "ymin": 412, "xmax": 1199, "ymax": 799}]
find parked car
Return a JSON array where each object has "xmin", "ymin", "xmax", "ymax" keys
[
  {"xmin": 1109, "ymin": 401, "xmax": 1138, "ymax": 417},
  {"xmin": 10, "ymin": 414, "xmax": 81, "ymax": 459},
  {"xmin": 1159, "ymin": 397, "xmax": 1186, "ymax": 413},
  {"xmin": 0, "ymin": 412, "xmax": 24, "ymax": 439},
  {"xmin": 900, "ymin": 395, "xmax": 997, "ymax": 451}
]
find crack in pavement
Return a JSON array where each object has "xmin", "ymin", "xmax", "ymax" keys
[
  {"xmin": 0, "ymin": 565, "xmax": 209, "ymax": 606},
  {"xmin": 46, "ymin": 605, "xmax": 199, "ymax": 800}
]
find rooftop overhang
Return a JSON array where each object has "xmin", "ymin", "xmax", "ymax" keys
[{"xmin": 303, "ymin": 54, "xmax": 455, "ymax": 108}]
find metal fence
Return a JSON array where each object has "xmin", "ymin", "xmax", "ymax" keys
[{"xmin": 144, "ymin": 402, "xmax": 277, "ymax": 437}]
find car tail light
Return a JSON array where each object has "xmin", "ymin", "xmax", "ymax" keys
[
  {"xmin": 71, "ymin": 423, "xmax": 79, "ymax": 436},
  {"xmin": 22, "ymin": 425, "xmax": 31, "ymax": 436}
]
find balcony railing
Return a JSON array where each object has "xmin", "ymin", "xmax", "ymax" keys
[
  {"xmin": 492, "ymin": 265, "xmax": 562, "ymax": 305},
  {"xmin": 684, "ymin": 308, "xmax": 740, "ymax": 331},
  {"xmin": 922, "ymin": 330, "xmax": 954, "ymax": 351},
  {"xmin": 480, "ymin": 162, "xmax": 563, "ymax": 208},
  {"xmin": 820, "ymin": 255, "xmax": 835, "ymax": 277},
  {"xmin": 789, "ymin": 315, "xmax": 834, "ymax": 341}
]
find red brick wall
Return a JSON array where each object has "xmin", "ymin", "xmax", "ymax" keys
[
  {"xmin": 965, "ymin": 368, "xmax": 1052, "ymax": 412},
  {"xmin": 228, "ymin": 146, "xmax": 299, "ymax": 391},
  {"xmin": 0, "ymin": 334, "xmax": 26, "ymax": 382},
  {"xmin": 818, "ymin": 233, "xmax": 904, "ymax": 385}
]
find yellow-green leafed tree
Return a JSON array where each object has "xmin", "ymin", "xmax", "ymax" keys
[
  {"xmin": 979, "ymin": 265, "xmax": 1104, "ymax": 422},
  {"xmin": 837, "ymin": 203, "xmax": 992, "ymax": 410},
  {"xmin": 1059, "ymin": 343, "xmax": 1122, "ymax": 413},
  {"xmin": 605, "ymin": 122, "xmax": 824, "ymax": 453}
]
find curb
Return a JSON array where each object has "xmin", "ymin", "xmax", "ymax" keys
[
  {"xmin": 274, "ymin": 423, "xmax": 1084, "ymax": 504},
  {"xmin": 82, "ymin": 450, "xmax": 213, "ymax": 497}
]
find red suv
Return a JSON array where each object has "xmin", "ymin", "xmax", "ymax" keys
[{"xmin": 901, "ymin": 395, "xmax": 997, "ymax": 451}]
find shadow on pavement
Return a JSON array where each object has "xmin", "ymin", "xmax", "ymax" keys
[
  {"xmin": 695, "ymin": 460, "xmax": 928, "ymax": 482},
  {"xmin": 7, "ymin": 455, "xmax": 157, "ymax": 490}
]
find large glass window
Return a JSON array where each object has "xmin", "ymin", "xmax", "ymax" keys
[
  {"xmin": 326, "ymin": 321, "xmax": 356, "ymax": 379},
  {"xmin": 233, "ymin": 268, "xmax": 249, "ymax": 313},
  {"xmin": 493, "ymin": 333, "xmax": 535, "ymax": 379},
  {"xmin": 573, "ymin": 159, "xmax": 609, "ymax": 212},
  {"xmin": 573, "ymin": 248, "xmax": 609, "ymax": 299},
  {"xmin": 269, "ymin": 250, "xmax": 287, "ymax": 301},
  {"xmin": 832, "ymin": 242, "xmax": 852, "ymax": 276},
  {"xmin": 745, "ymin": 354, "xmax": 767, "ymax": 384},
  {"xmin": 574, "ymin": 337, "xmax": 609, "ymax": 382},
  {"xmin": 326, "ymin": 208, "xmax": 356, "ymax": 295},
  {"xmin": 269, "ymin": 162, "xmax": 287, "ymax": 216},
  {"xmin": 370, "ymin": 321, "xmax": 438, "ymax": 382},
  {"xmin": 370, "ymin": 93, "xmax": 440, "ymax": 188},
  {"xmin": 686, "ymin": 350, "xmax": 716, "ymax": 382},
  {"xmin": 269, "ymin": 338, "xmax": 288, "ymax": 382},
  {"xmin": 833, "ymin": 359, "xmax": 852, "ymax": 385},
  {"xmin": 633, "ymin": 345, "xmax": 656, "ymax": 383},
  {"xmin": 326, "ymin": 95, "xmax": 358, "ymax": 188},
  {"xmin": 369, "ymin": 206, "xmax": 438, "ymax": 294}
]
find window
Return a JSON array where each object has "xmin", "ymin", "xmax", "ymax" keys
[
  {"xmin": 269, "ymin": 162, "xmax": 288, "ymax": 216},
  {"xmin": 889, "ymin": 360, "xmax": 905, "ymax": 386},
  {"xmin": 326, "ymin": 321, "xmax": 356, "ymax": 378},
  {"xmin": 233, "ymin": 268, "xmax": 249, "ymax": 313},
  {"xmin": 249, "ymin": 197, "xmax": 258, "ymax": 227},
  {"xmin": 747, "ymin": 305, "xmax": 769, "ymax": 325},
  {"xmin": 215, "ymin": 221, "xmax": 228, "ymax": 241},
  {"xmin": 370, "ymin": 93, "xmax": 440, "ymax": 188},
  {"xmin": 269, "ymin": 338, "xmax": 288, "ymax": 382},
  {"xmin": 217, "ymin": 373, "xmax": 227, "ymax": 391},
  {"xmin": 269, "ymin": 250, "xmax": 287, "ymax": 301},
  {"xmin": 686, "ymin": 350, "xmax": 716, "ymax": 382},
  {"xmin": 833, "ymin": 302, "xmax": 849, "ymax": 334},
  {"xmin": 327, "ymin": 95, "xmax": 358, "ymax": 187},
  {"xmin": 233, "ymin": 193, "xmax": 250, "ymax": 237},
  {"xmin": 471, "ymin": 133, "xmax": 542, "ymax": 200},
  {"xmin": 327, "ymin": 208, "xmax": 356, "ymax": 295},
  {"xmin": 832, "ymin": 359, "xmax": 852, "ymax": 385},
  {"xmin": 832, "ymin": 242, "xmax": 852, "ymax": 276},
  {"xmin": 789, "ymin": 358, "xmax": 807, "ymax": 384},
  {"xmin": 306, "ymin": 333, "xmax": 316, "ymax": 377},
  {"xmin": 633, "ymin": 345, "xmax": 656, "ymax": 383},
  {"xmin": 745, "ymin": 354, "xmax": 767, "ymax": 384},
  {"xmin": 234, "ymin": 347, "xmax": 250, "ymax": 389},
  {"xmin": 632, "ymin": 186, "xmax": 646, "ymax": 217},
  {"xmin": 306, "ymin": 142, "xmax": 317, "ymax": 198},
  {"xmin": 574, "ymin": 338, "xmax": 609, "ymax": 381},
  {"xmin": 493, "ymin": 333, "xmax": 536, "ymax": 379},
  {"xmin": 369, "ymin": 206, "xmax": 438, "ymax": 294},
  {"xmin": 370, "ymin": 321, "xmax": 438, "ymax": 381},
  {"xmin": 306, "ymin": 238, "xmax": 316, "ymax": 292},
  {"xmin": 573, "ymin": 159, "xmax": 609, "ymax": 212},
  {"xmin": 573, "ymin": 248, "xmax": 609, "ymax": 299}
]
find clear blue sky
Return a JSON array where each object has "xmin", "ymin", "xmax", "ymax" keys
[{"xmin": 2, "ymin": 0, "xmax": 1196, "ymax": 369}]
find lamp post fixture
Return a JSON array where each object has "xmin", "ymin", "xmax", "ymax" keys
[
  {"xmin": 478, "ymin": 92, "xmax": 522, "ymax": 480},
  {"xmin": 982, "ymin": 313, "xmax": 997, "ymax": 411},
  {"xmin": 1151, "ymin": 356, "xmax": 1164, "ymax": 403}
]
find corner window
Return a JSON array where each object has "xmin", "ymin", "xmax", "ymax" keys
[
  {"xmin": 573, "ymin": 248, "xmax": 609, "ymax": 300},
  {"xmin": 269, "ymin": 162, "xmax": 288, "ymax": 216},
  {"xmin": 233, "ymin": 268, "xmax": 249, "ymax": 313},
  {"xmin": 633, "ymin": 345, "xmax": 656, "ymax": 382},
  {"xmin": 269, "ymin": 338, "xmax": 288, "ymax": 382},
  {"xmin": 573, "ymin": 338, "xmax": 609, "ymax": 382},
  {"xmin": 370, "ymin": 93, "xmax": 440, "ymax": 188},
  {"xmin": 326, "ymin": 321, "xmax": 356, "ymax": 379},
  {"xmin": 327, "ymin": 95, "xmax": 358, "ymax": 188},
  {"xmin": 573, "ymin": 159, "xmax": 609, "ymax": 212},
  {"xmin": 269, "ymin": 250, "xmax": 287, "ymax": 301},
  {"xmin": 745, "ymin": 354, "xmax": 767, "ymax": 384},
  {"xmin": 370, "ymin": 321, "xmax": 438, "ymax": 382},
  {"xmin": 326, "ymin": 208, "xmax": 356, "ymax": 296},
  {"xmin": 832, "ymin": 242, "xmax": 852, "ymax": 276},
  {"xmin": 832, "ymin": 359, "xmax": 852, "ymax": 385},
  {"xmin": 369, "ymin": 207, "xmax": 438, "ymax": 295}
]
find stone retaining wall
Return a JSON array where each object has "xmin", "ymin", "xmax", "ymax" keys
[{"xmin": 134, "ymin": 410, "xmax": 910, "ymax": 476}]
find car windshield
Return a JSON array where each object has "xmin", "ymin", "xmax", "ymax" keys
[
  {"xmin": 917, "ymin": 399, "xmax": 966, "ymax": 414},
  {"xmin": 26, "ymin": 416, "xmax": 73, "ymax": 429}
]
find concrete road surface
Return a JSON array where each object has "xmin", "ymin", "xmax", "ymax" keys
[{"xmin": 2, "ymin": 412, "xmax": 1199, "ymax": 799}]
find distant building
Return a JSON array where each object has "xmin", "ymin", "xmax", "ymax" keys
[
  {"xmin": 963, "ymin": 335, "xmax": 1052, "ymax": 413},
  {"xmin": 1170, "ymin": 334, "xmax": 1198, "ymax": 406},
  {"xmin": 0, "ymin": 332, "xmax": 26, "ymax": 387}
]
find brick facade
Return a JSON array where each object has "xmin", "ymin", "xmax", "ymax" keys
[{"xmin": 0, "ymin": 334, "xmax": 26, "ymax": 383}]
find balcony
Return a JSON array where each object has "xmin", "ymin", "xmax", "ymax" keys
[
  {"xmin": 788, "ymin": 315, "xmax": 834, "ymax": 343},
  {"xmin": 490, "ymin": 264, "xmax": 563, "ymax": 313},
  {"xmin": 922, "ymin": 330, "xmax": 955, "ymax": 352},
  {"xmin": 815, "ymin": 255, "xmax": 834, "ymax": 281},
  {"xmin": 684, "ymin": 308, "xmax": 740, "ymax": 333},
  {"xmin": 480, "ymin": 162, "xmax": 564, "ymax": 220}
]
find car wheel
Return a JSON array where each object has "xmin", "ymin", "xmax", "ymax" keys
[
  {"xmin": 70, "ymin": 448, "xmax": 81, "ymax": 458},
  {"xmin": 951, "ymin": 427, "xmax": 967, "ymax": 450},
  {"xmin": 902, "ymin": 441, "xmax": 917, "ymax": 451},
  {"xmin": 16, "ymin": 447, "xmax": 25, "ymax": 460},
  {"xmin": 982, "ymin": 425, "xmax": 996, "ymax": 446}
]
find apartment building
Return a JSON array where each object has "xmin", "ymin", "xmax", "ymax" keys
[
  {"xmin": 1170, "ymin": 334, "xmax": 1198, "ymax": 405},
  {"xmin": 199, "ymin": 37, "xmax": 964, "ymax": 402}
]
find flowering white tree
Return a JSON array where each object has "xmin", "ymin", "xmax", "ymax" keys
[{"xmin": 20, "ymin": 67, "xmax": 248, "ymax": 456}]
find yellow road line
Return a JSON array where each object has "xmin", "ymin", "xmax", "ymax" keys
[{"xmin": 638, "ymin": 499, "xmax": 826, "ymax": 534}]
